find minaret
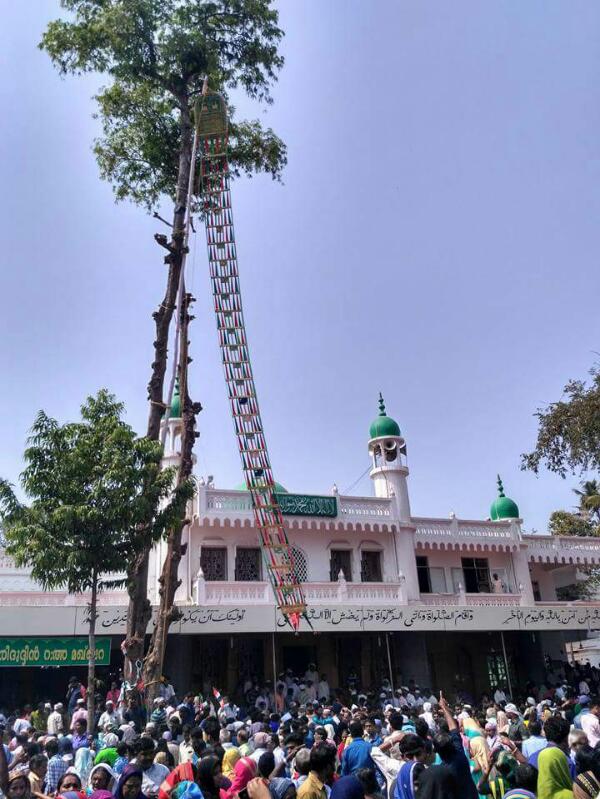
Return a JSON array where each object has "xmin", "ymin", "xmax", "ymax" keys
[
  {"xmin": 161, "ymin": 379, "xmax": 184, "ymax": 470},
  {"xmin": 368, "ymin": 393, "xmax": 411, "ymax": 522}
]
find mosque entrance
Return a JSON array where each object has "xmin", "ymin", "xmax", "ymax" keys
[{"xmin": 282, "ymin": 644, "xmax": 317, "ymax": 677}]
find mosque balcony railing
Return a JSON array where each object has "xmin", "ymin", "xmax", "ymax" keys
[
  {"xmin": 417, "ymin": 592, "xmax": 522, "ymax": 607},
  {"xmin": 194, "ymin": 579, "xmax": 404, "ymax": 605},
  {"xmin": 196, "ymin": 487, "xmax": 395, "ymax": 528},
  {"xmin": 413, "ymin": 516, "xmax": 520, "ymax": 551},
  {"xmin": 522, "ymin": 534, "xmax": 600, "ymax": 566},
  {"xmin": 0, "ymin": 590, "xmax": 127, "ymax": 606}
]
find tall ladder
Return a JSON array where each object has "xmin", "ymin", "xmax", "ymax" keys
[{"xmin": 196, "ymin": 91, "xmax": 306, "ymax": 631}]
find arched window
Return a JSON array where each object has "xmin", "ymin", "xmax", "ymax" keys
[{"xmin": 290, "ymin": 547, "xmax": 308, "ymax": 582}]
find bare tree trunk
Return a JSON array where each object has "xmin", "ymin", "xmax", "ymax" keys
[
  {"xmin": 143, "ymin": 283, "xmax": 199, "ymax": 703},
  {"xmin": 123, "ymin": 99, "xmax": 194, "ymax": 683},
  {"xmin": 87, "ymin": 571, "xmax": 98, "ymax": 734}
]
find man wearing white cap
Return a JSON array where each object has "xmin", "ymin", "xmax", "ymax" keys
[
  {"xmin": 419, "ymin": 702, "xmax": 435, "ymax": 730},
  {"xmin": 98, "ymin": 700, "xmax": 120, "ymax": 730},
  {"xmin": 47, "ymin": 703, "xmax": 64, "ymax": 735}
]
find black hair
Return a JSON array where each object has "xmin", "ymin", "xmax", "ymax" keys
[
  {"xmin": 432, "ymin": 732, "xmax": 455, "ymax": 761},
  {"xmin": 309, "ymin": 743, "xmax": 335, "ymax": 775},
  {"xmin": 355, "ymin": 768, "xmax": 379, "ymax": 796},
  {"xmin": 57, "ymin": 773, "xmax": 82, "ymax": 792},
  {"xmin": 512, "ymin": 764, "xmax": 538, "ymax": 792},
  {"xmin": 116, "ymin": 741, "xmax": 128, "ymax": 757},
  {"xmin": 258, "ymin": 752, "xmax": 275, "ymax": 778},
  {"xmin": 399, "ymin": 734, "xmax": 425, "ymax": 759},
  {"xmin": 203, "ymin": 717, "xmax": 221, "ymax": 743},
  {"xmin": 414, "ymin": 718, "xmax": 430, "ymax": 740},
  {"xmin": 543, "ymin": 716, "xmax": 569, "ymax": 745},
  {"xmin": 576, "ymin": 744, "xmax": 600, "ymax": 778},
  {"xmin": 29, "ymin": 754, "xmax": 48, "ymax": 772},
  {"xmin": 349, "ymin": 721, "xmax": 364, "ymax": 739},
  {"xmin": 136, "ymin": 736, "xmax": 156, "ymax": 753},
  {"xmin": 389, "ymin": 712, "xmax": 404, "ymax": 732},
  {"xmin": 528, "ymin": 720, "xmax": 542, "ymax": 737},
  {"xmin": 45, "ymin": 739, "xmax": 59, "ymax": 757}
]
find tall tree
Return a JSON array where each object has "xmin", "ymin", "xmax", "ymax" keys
[
  {"xmin": 521, "ymin": 364, "xmax": 600, "ymax": 477},
  {"xmin": 0, "ymin": 391, "xmax": 192, "ymax": 726},
  {"xmin": 40, "ymin": 0, "xmax": 286, "ymax": 682}
]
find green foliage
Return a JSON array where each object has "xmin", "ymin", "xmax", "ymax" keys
[
  {"xmin": 0, "ymin": 390, "xmax": 193, "ymax": 594},
  {"xmin": 41, "ymin": 0, "xmax": 287, "ymax": 208},
  {"xmin": 548, "ymin": 510, "xmax": 599, "ymax": 538},
  {"xmin": 521, "ymin": 365, "xmax": 600, "ymax": 478},
  {"xmin": 573, "ymin": 479, "xmax": 600, "ymax": 523}
]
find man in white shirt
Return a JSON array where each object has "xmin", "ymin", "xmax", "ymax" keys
[
  {"xmin": 47, "ymin": 704, "xmax": 64, "ymax": 736},
  {"xmin": 134, "ymin": 738, "xmax": 170, "ymax": 798},
  {"xmin": 494, "ymin": 686, "xmax": 507, "ymax": 705},
  {"xmin": 317, "ymin": 675, "xmax": 330, "ymax": 702},
  {"xmin": 304, "ymin": 663, "xmax": 319, "ymax": 685},
  {"xmin": 250, "ymin": 732, "xmax": 269, "ymax": 763},
  {"xmin": 98, "ymin": 700, "xmax": 120, "ymax": 730},
  {"xmin": 581, "ymin": 699, "xmax": 600, "ymax": 748}
]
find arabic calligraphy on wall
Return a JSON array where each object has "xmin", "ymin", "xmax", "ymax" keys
[{"xmin": 0, "ymin": 603, "xmax": 598, "ymax": 636}]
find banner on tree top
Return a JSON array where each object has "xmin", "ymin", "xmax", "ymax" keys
[{"xmin": 0, "ymin": 637, "xmax": 111, "ymax": 667}]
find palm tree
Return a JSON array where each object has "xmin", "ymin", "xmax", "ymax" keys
[{"xmin": 573, "ymin": 480, "xmax": 600, "ymax": 522}]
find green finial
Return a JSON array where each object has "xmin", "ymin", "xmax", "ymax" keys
[
  {"xmin": 170, "ymin": 378, "xmax": 182, "ymax": 419},
  {"xmin": 490, "ymin": 475, "xmax": 519, "ymax": 520},
  {"xmin": 370, "ymin": 393, "xmax": 401, "ymax": 439}
]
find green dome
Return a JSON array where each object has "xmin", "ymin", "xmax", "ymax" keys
[
  {"xmin": 235, "ymin": 481, "xmax": 288, "ymax": 493},
  {"xmin": 490, "ymin": 475, "xmax": 519, "ymax": 520},
  {"xmin": 170, "ymin": 378, "xmax": 182, "ymax": 419},
  {"xmin": 369, "ymin": 393, "xmax": 401, "ymax": 439}
]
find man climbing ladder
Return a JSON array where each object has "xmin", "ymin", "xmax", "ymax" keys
[{"xmin": 196, "ymin": 90, "xmax": 306, "ymax": 631}]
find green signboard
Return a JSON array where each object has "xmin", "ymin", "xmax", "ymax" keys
[
  {"xmin": 0, "ymin": 637, "xmax": 111, "ymax": 667},
  {"xmin": 275, "ymin": 493, "xmax": 337, "ymax": 518}
]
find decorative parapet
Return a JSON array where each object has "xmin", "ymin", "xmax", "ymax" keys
[
  {"xmin": 523, "ymin": 534, "xmax": 600, "ymax": 565},
  {"xmin": 413, "ymin": 516, "xmax": 520, "ymax": 551},
  {"xmin": 196, "ymin": 488, "xmax": 395, "ymax": 531}
]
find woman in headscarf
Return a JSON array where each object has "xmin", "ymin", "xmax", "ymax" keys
[
  {"xmin": 114, "ymin": 766, "xmax": 148, "ymax": 799},
  {"xmin": 223, "ymin": 758, "xmax": 257, "ymax": 799},
  {"xmin": 268, "ymin": 778, "xmax": 295, "ymax": 799},
  {"xmin": 468, "ymin": 734, "xmax": 490, "ymax": 799},
  {"xmin": 196, "ymin": 757, "xmax": 222, "ymax": 799},
  {"xmin": 5, "ymin": 772, "xmax": 31, "ymax": 799},
  {"xmin": 415, "ymin": 766, "xmax": 460, "ymax": 799},
  {"xmin": 495, "ymin": 711, "xmax": 509, "ymax": 736},
  {"xmin": 537, "ymin": 746, "xmax": 574, "ymax": 799},
  {"xmin": 57, "ymin": 772, "xmax": 84, "ymax": 794},
  {"xmin": 88, "ymin": 765, "xmax": 117, "ymax": 795},
  {"xmin": 222, "ymin": 750, "xmax": 240, "ymax": 781},
  {"xmin": 573, "ymin": 744, "xmax": 600, "ymax": 799}
]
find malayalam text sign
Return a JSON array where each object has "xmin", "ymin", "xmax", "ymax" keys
[{"xmin": 0, "ymin": 637, "xmax": 111, "ymax": 667}]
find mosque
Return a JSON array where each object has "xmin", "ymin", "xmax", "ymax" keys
[{"xmin": 2, "ymin": 394, "xmax": 600, "ymax": 701}]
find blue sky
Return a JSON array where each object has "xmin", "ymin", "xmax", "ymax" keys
[{"xmin": 0, "ymin": 1, "xmax": 598, "ymax": 531}]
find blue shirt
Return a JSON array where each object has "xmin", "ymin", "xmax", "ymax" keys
[
  {"xmin": 341, "ymin": 739, "xmax": 374, "ymax": 775},
  {"xmin": 521, "ymin": 735, "xmax": 547, "ymax": 760},
  {"xmin": 46, "ymin": 754, "xmax": 67, "ymax": 793}
]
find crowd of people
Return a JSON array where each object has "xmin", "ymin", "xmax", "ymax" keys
[{"xmin": 2, "ymin": 661, "xmax": 600, "ymax": 799}]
